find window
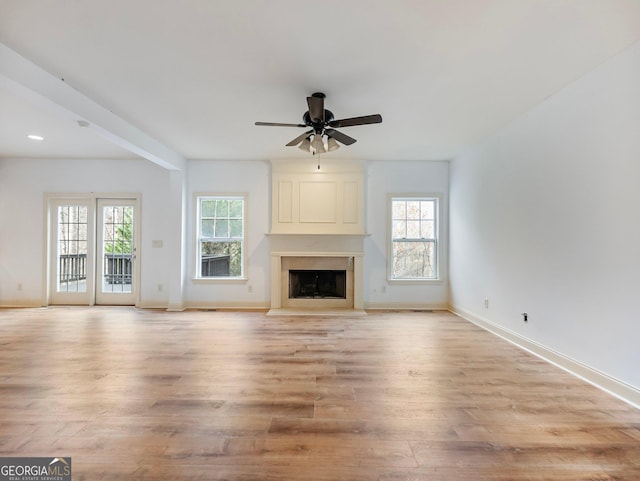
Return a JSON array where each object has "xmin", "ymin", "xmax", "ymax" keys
[
  {"xmin": 196, "ymin": 196, "xmax": 245, "ymax": 278},
  {"xmin": 390, "ymin": 196, "xmax": 438, "ymax": 280}
]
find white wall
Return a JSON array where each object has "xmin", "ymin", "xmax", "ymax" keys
[
  {"xmin": 1, "ymin": 156, "xmax": 450, "ymax": 310},
  {"xmin": 365, "ymin": 160, "xmax": 449, "ymax": 309},
  {"xmin": 449, "ymin": 41, "xmax": 640, "ymax": 390},
  {"xmin": 185, "ymin": 159, "xmax": 271, "ymax": 308},
  {"xmin": 0, "ymin": 158, "xmax": 172, "ymax": 307},
  {"xmin": 186, "ymin": 158, "xmax": 452, "ymax": 310}
]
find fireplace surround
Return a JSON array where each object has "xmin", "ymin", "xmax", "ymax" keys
[
  {"xmin": 268, "ymin": 159, "xmax": 366, "ymax": 315},
  {"xmin": 268, "ymin": 245, "xmax": 365, "ymax": 315}
]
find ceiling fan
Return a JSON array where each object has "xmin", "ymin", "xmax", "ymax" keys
[{"xmin": 255, "ymin": 92, "xmax": 382, "ymax": 154}]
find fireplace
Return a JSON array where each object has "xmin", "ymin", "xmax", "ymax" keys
[
  {"xmin": 267, "ymin": 159, "xmax": 366, "ymax": 314},
  {"xmin": 268, "ymin": 250, "xmax": 364, "ymax": 313},
  {"xmin": 289, "ymin": 270, "xmax": 347, "ymax": 299}
]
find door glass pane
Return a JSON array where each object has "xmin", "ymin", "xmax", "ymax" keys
[
  {"xmin": 57, "ymin": 205, "xmax": 88, "ymax": 292},
  {"xmin": 102, "ymin": 205, "xmax": 134, "ymax": 293}
]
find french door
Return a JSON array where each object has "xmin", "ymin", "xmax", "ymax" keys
[
  {"xmin": 49, "ymin": 196, "xmax": 139, "ymax": 306},
  {"xmin": 95, "ymin": 199, "xmax": 137, "ymax": 305}
]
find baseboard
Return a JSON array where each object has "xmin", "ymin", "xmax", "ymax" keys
[
  {"xmin": 0, "ymin": 300, "xmax": 44, "ymax": 308},
  {"xmin": 184, "ymin": 301, "xmax": 270, "ymax": 311},
  {"xmin": 136, "ymin": 302, "xmax": 169, "ymax": 310},
  {"xmin": 166, "ymin": 302, "xmax": 186, "ymax": 312},
  {"xmin": 267, "ymin": 308, "xmax": 367, "ymax": 317},
  {"xmin": 365, "ymin": 301, "xmax": 449, "ymax": 311},
  {"xmin": 449, "ymin": 304, "xmax": 640, "ymax": 410}
]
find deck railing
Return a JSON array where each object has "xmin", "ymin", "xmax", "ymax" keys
[
  {"xmin": 201, "ymin": 254, "xmax": 230, "ymax": 277},
  {"xmin": 59, "ymin": 253, "xmax": 231, "ymax": 284},
  {"xmin": 59, "ymin": 253, "xmax": 133, "ymax": 284},
  {"xmin": 59, "ymin": 254, "xmax": 87, "ymax": 283},
  {"xmin": 104, "ymin": 253, "xmax": 133, "ymax": 284}
]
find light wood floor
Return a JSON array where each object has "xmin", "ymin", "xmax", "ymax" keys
[{"xmin": 0, "ymin": 307, "xmax": 638, "ymax": 480}]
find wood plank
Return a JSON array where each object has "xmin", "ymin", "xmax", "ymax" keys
[{"xmin": 0, "ymin": 306, "xmax": 638, "ymax": 480}]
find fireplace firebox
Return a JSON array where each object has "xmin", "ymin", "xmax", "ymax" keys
[{"xmin": 289, "ymin": 270, "xmax": 347, "ymax": 299}]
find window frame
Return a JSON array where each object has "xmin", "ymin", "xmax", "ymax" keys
[
  {"xmin": 194, "ymin": 193, "xmax": 247, "ymax": 281},
  {"xmin": 387, "ymin": 194, "xmax": 441, "ymax": 283}
]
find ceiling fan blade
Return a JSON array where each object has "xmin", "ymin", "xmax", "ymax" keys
[
  {"xmin": 325, "ymin": 128, "xmax": 357, "ymax": 146},
  {"xmin": 255, "ymin": 122, "xmax": 307, "ymax": 127},
  {"xmin": 286, "ymin": 130, "xmax": 313, "ymax": 147},
  {"xmin": 328, "ymin": 114, "xmax": 382, "ymax": 128},
  {"xmin": 307, "ymin": 95, "xmax": 324, "ymax": 123}
]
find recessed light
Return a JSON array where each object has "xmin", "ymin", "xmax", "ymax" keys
[{"xmin": 27, "ymin": 134, "xmax": 44, "ymax": 141}]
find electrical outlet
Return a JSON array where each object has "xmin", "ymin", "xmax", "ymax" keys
[
  {"xmin": 17, "ymin": 283, "xmax": 23, "ymax": 291},
  {"xmin": 522, "ymin": 312, "xmax": 528, "ymax": 322},
  {"xmin": 248, "ymin": 285, "xmax": 253, "ymax": 293},
  {"xmin": 484, "ymin": 298, "xmax": 489, "ymax": 309},
  {"xmin": 157, "ymin": 283, "xmax": 163, "ymax": 292}
]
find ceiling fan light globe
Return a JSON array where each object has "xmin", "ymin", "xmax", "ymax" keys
[
  {"xmin": 298, "ymin": 138, "xmax": 311, "ymax": 152},
  {"xmin": 326, "ymin": 137, "xmax": 340, "ymax": 152},
  {"xmin": 311, "ymin": 134, "xmax": 326, "ymax": 154}
]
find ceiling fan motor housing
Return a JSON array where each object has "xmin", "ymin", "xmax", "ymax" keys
[{"xmin": 303, "ymin": 109, "xmax": 334, "ymax": 133}]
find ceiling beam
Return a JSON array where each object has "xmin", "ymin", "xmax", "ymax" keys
[{"xmin": 0, "ymin": 42, "xmax": 185, "ymax": 171}]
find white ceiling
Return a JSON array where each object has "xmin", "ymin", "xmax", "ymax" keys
[{"xmin": 1, "ymin": 0, "xmax": 640, "ymax": 164}]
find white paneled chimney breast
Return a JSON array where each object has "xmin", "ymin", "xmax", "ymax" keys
[{"xmin": 268, "ymin": 159, "xmax": 366, "ymax": 315}]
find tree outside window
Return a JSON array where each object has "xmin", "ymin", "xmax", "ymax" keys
[
  {"xmin": 103, "ymin": 206, "xmax": 133, "ymax": 254},
  {"xmin": 390, "ymin": 197, "xmax": 438, "ymax": 280},
  {"xmin": 197, "ymin": 196, "xmax": 245, "ymax": 278}
]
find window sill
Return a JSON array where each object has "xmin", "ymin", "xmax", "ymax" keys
[
  {"xmin": 387, "ymin": 278, "xmax": 444, "ymax": 286},
  {"xmin": 192, "ymin": 277, "xmax": 248, "ymax": 284}
]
